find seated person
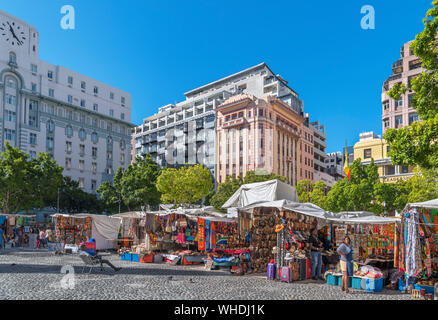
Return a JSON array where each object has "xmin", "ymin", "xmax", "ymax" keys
[{"xmin": 79, "ymin": 245, "xmax": 122, "ymax": 272}]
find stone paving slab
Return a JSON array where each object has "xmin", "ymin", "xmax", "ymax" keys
[{"xmin": 0, "ymin": 248, "xmax": 411, "ymax": 300}]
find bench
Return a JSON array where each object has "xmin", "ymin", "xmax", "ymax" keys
[{"xmin": 79, "ymin": 254, "xmax": 103, "ymax": 274}]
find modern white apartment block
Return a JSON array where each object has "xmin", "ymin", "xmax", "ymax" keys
[
  {"xmin": 132, "ymin": 63, "xmax": 305, "ymax": 183},
  {"xmin": 0, "ymin": 10, "xmax": 134, "ymax": 193}
]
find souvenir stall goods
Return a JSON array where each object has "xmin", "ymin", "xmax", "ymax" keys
[
  {"xmin": 54, "ymin": 215, "xmax": 92, "ymax": 245},
  {"xmin": 398, "ymin": 202, "xmax": 438, "ymax": 298}
]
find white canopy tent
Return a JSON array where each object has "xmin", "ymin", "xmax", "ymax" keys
[
  {"xmin": 51, "ymin": 213, "xmax": 122, "ymax": 249},
  {"xmin": 222, "ymin": 179, "xmax": 299, "ymax": 209},
  {"xmin": 405, "ymin": 198, "xmax": 438, "ymax": 210}
]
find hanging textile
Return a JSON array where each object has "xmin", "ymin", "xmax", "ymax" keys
[
  {"xmin": 198, "ymin": 218, "xmax": 205, "ymax": 251},
  {"xmin": 405, "ymin": 208, "xmax": 420, "ymax": 277}
]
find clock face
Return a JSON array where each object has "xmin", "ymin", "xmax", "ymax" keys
[{"xmin": 0, "ymin": 20, "xmax": 26, "ymax": 46}]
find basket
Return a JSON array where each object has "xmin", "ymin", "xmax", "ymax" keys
[
  {"xmin": 131, "ymin": 253, "xmax": 140, "ymax": 262},
  {"xmin": 413, "ymin": 284, "xmax": 434, "ymax": 295},
  {"xmin": 326, "ymin": 274, "xmax": 338, "ymax": 286}
]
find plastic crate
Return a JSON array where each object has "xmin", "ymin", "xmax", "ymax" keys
[
  {"xmin": 326, "ymin": 274, "xmax": 339, "ymax": 286},
  {"xmin": 365, "ymin": 278, "xmax": 383, "ymax": 292},
  {"xmin": 131, "ymin": 253, "xmax": 140, "ymax": 262},
  {"xmin": 413, "ymin": 284, "xmax": 434, "ymax": 295},
  {"xmin": 352, "ymin": 277, "xmax": 362, "ymax": 290},
  {"xmin": 337, "ymin": 276, "xmax": 352, "ymax": 287},
  {"xmin": 139, "ymin": 254, "xmax": 154, "ymax": 263}
]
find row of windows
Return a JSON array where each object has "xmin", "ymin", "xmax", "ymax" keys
[
  {"xmin": 383, "ymin": 95, "xmax": 414, "ymax": 111},
  {"xmin": 383, "ymin": 113, "xmax": 419, "ymax": 128},
  {"xmin": 27, "ymin": 63, "xmax": 126, "ymax": 105}
]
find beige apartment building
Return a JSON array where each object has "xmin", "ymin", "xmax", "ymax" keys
[
  {"xmin": 215, "ymin": 93, "xmax": 314, "ymax": 186},
  {"xmin": 382, "ymin": 39, "xmax": 423, "ymax": 134}
]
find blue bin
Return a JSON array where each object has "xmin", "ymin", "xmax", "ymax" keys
[
  {"xmin": 337, "ymin": 276, "xmax": 352, "ymax": 287},
  {"xmin": 352, "ymin": 277, "xmax": 362, "ymax": 290},
  {"xmin": 365, "ymin": 278, "xmax": 383, "ymax": 292},
  {"xmin": 326, "ymin": 274, "xmax": 337, "ymax": 286},
  {"xmin": 131, "ymin": 253, "xmax": 139, "ymax": 262},
  {"xmin": 121, "ymin": 252, "xmax": 132, "ymax": 261},
  {"xmin": 398, "ymin": 279, "xmax": 406, "ymax": 292}
]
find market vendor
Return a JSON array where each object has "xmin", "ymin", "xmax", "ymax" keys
[
  {"xmin": 79, "ymin": 245, "xmax": 122, "ymax": 272},
  {"xmin": 309, "ymin": 228, "xmax": 323, "ymax": 280},
  {"xmin": 337, "ymin": 235, "xmax": 353, "ymax": 294}
]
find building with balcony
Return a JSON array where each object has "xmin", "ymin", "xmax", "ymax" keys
[
  {"xmin": 353, "ymin": 132, "xmax": 415, "ymax": 183},
  {"xmin": 382, "ymin": 39, "xmax": 423, "ymax": 134},
  {"xmin": 0, "ymin": 10, "xmax": 134, "ymax": 193},
  {"xmin": 133, "ymin": 63, "xmax": 321, "ymax": 184}
]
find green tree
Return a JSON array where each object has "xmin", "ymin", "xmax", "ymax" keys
[
  {"xmin": 385, "ymin": 1, "xmax": 438, "ymax": 169},
  {"xmin": 97, "ymin": 167, "xmax": 124, "ymax": 212},
  {"xmin": 326, "ymin": 159, "xmax": 380, "ymax": 213},
  {"xmin": 309, "ymin": 180, "xmax": 328, "ymax": 209},
  {"xmin": 242, "ymin": 171, "xmax": 287, "ymax": 184},
  {"xmin": 210, "ymin": 175, "xmax": 243, "ymax": 211},
  {"xmin": 0, "ymin": 142, "xmax": 63, "ymax": 214},
  {"xmin": 156, "ymin": 164, "xmax": 213, "ymax": 207},
  {"xmin": 296, "ymin": 179, "xmax": 313, "ymax": 203}
]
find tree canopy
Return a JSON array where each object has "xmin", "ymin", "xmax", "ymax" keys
[
  {"xmin": 156, "ymin": 164, "xmax": 213, "ymax": 207},
  {"xmin": 0, "ymin": 142, "xmax": 63, "ymax": 214}
]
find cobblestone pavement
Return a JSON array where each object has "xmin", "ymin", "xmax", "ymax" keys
[{"xmin": 0, "ymin": 248, "xmax": 411, "ymax": 300}]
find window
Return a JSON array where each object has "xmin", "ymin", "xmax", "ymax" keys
[
  {"xmin": 4, "ymin": 129, "xmax": 16, "ymax": 142},
  {"xmin": 47, "ymin": 105, "xmax": 54, "ymax": 115},
  {"xmin": 31, "ymin": 83, "xmax": 37, "ymax": 92},
  {"xmin": 29, "ymin": 115, "xmax": 37, "ymax": 127},
  {"xmin": 5, "ymin": 110, "xmax": 16, "ymax": 122},
  {"xmin": 5, "ymin": 93, "xmax": 17, "ymax": 105},
  {"xmin": 383, "ymin": 118, "xmax": 389, "ymax": 128},
  {"xmin": 46, "ymin": 136, "xmax": 54, "ymax": 149},
  {"xmin": 79, "ymin": 129, "xmax": 86, "ymax": 140},
  {"xmin": 121, "ymin": 113, "xmax": 125, "ymax": 120},
  {"xmin": 386, "ymin": 166, "xmax": 395, "ymax": 176},
  {"xmin": 401, "ymin": 166, "xmax": 409, "ymax": 174},
  {"xmin": 408, "ymin": 95, "xmax": 414, "ymax": 107},
  {"xmin": 48, "ymin": 89, "xmax": 54, "ymax": 97},
  {"xmin": 68, "ymin": 76, "xmax": 73, "ymax": 85},
  {"xmin": 92, "ymin": 163, "xmax": 97, "ymax": 174},
  {"xmin": 109, "ymin": 109, "xmax": 114, "ymax": 117},
  {"xmin": 66, "ymin": 141, "xmax": 72, "ymax": 153},
  {"xmin": 80, "ymin": 99, "xmax": 86, "ymax": 107},
  {"xmin": 65, "ymin": 158, "xmax": 71, "ymax": 169},
  {"xmin": 91, "ymin": 180, "xmax": 97, "ymax": 191},
  {"xmin": 387, "ymin": 145, "xmax": 390, "ymax": 153},
  {"xmin": 395, "ymin": 98, "xmax": 403, "ymax": 108},
  {"xmin": 395, "ymin": 115, "xmax": 403, "ymax": 127},
  {"xmin": 121, "ymin": 96, "xmax": 125, "ymax": 104},
  {"xmin": 67, "ymin": 95, "xmax": 73, "ymax": 103},
  {"xmin": 79, "ymin": 144, "xmax": 85, "ymax": 156},
  {"xmin": 31, "ymin": 64, "xmax": 37, "ymax": 73},
  {"xmin": 120, "ymin": 153, "xmax": 125, "ymax": 163},
  {"xmin": 259, "ymin": 108, "xmax": 264, "ymax": 117},
  {"xmin": 93, "ymin": 104, "xmax": 98, "ymax": 112},
  {"xmin": 66, "ymin": 110, "xmax": 73, "ymax": 120},
  {"xmin": 78, "ymin": 178, "xmax": 84, "ymax": 189},
  {"xmin": 106, "ymin": 166, "xmax": 113, "ymax": 175},
  {"xmin": 29, "ymin": 133, "xmax": 37, "ymax": 145},
  {"xmin": 93, "ymin": 86, "xmax": 98, "ymax": 94},
  {"xmin": 91, "ymin": 132, "xmax": 98, "ymax": 143},
  {"xmin": 81, "ymin": 81, "xmax": 86, "ymax": 90},
  {"xmin": 409, "ymin": 113, "xmax": 419, "ymax": 125},
  {"xmin": 92, "ymin": 147, "xmax": 98, "ymax": 158},
  {"xmin": 9, "ymin": 52, "xmax": 17, "ymax": 64},
  {"xmin": 47, "ymin": 71, "xmax": 53, "ymax": 79},
  {"xmin": 363, "ymin": 148, "xmax": 372, "ymax": 159},
  {"xmin": 110, "ymin": 92, "xmax": 114, "ymax": 100},
  {"xmin": 107, "ymin": 151, "xmax": 112, "ymax": 160},
  {"xmin": 120, "ymin": 140, "xmax": 125, "ymax": 150},
  {"xmin": 47, "ymin": 120, "xmax": 55, "ymax": 133},
  {"xmin": 79, "ymin": 160, "xmax": 84, "ymax": 171}
]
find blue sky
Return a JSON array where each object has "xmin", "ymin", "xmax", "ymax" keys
[{"xmin": 1, "ymin": 0, "xmax": 431, "ymax": 152}]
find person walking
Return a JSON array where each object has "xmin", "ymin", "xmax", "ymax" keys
[
  {"xmin": 38, "ymin": 229, "xmax": 46, "ymax": 249},
  {"xmin": 309, "ymin": 228, "xmax": 323, "ymax": 280},
  {"xmin": 337, "ymin": 235, "xmax": 354, "ymax": 294},
  {"xmin": 0, "ymin": 228, "xmax": 6, "ymax": 249}
]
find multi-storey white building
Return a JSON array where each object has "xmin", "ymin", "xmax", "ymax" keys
[
  {"xmin": 0, "ymin": 10, "xmax": 133, "ymax": 193},
  {"xmin": 133, "ymin": 63, "xmax": 326, "ymax": 184}
]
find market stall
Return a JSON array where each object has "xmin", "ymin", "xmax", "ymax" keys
[
  {"xmin": 0, "ymin": 214, "xmax": 38, "ymax": 248},
  {"xmin": 51, "ymin": 213, "xmax": 121, "ymax": 251},
  {"xmin": 396, "ymin": 199, "xmax": 438, "ymax": 299}
]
